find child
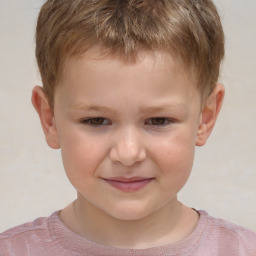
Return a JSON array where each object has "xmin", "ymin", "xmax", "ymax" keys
[{"xmin": 1, "ymin": 0, "xmax": 256, "ymax": 255}]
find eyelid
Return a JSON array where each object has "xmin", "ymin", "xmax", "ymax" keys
[
  {"xmin": 81, "ymin": 117, "xmax": 111, "ymax": 126},
  {"xmin": 145, "ymin": 117, "xmax": 175, "ymax": 126}
]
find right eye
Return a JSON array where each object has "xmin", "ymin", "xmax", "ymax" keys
[{"xmin": 81, "ymin": 118, "xmax": 111, "ymax": 126}]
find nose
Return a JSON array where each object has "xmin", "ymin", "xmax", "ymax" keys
[{"xmin": 109, "ymin": 127, "xmax": 146, "ymax": 166}]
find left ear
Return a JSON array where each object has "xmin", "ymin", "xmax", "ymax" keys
[{"xmin": 196, "ymin": 83, "xmax": 225, "ymax": 146}]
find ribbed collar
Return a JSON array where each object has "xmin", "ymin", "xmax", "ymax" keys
[{"xmin": 49, "ymin": 209, "xmax": 209, "ymax": 256}]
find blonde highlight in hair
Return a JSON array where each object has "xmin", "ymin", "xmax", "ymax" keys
[{"xmin": 36, "ymin": 0, "xmax": 224, "ymax": 108}]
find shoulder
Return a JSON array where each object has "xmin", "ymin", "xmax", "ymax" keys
[
  {"xmin": 207, "ymin": 212, "xmax": 256, "ymax": 242},
  {"xmin": 0, "ymin": 212, "xmax": 58, "ymax": 255},
  {"xmin": 199, "ymin": 210, "xmax": 256, "ymax": 255},
  {"xmin": 0, "ymin": 215, "xmax": 50, "ymax": 240}
]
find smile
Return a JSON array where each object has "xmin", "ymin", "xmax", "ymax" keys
[{"xmin": 103, "ymin": 177, "xmax": 154, "ymax": 192}]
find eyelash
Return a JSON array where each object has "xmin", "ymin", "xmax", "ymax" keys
[
  {"xmin": 145, "ymin": 118, "xmax": 173, "ymax": 126},
  {"xmin": 81, "ymin": 117, "xmax": 174, "ymax": 127},
  {"xmin": 81, "ymin": 118, "xmax": 110, "ymax": 126}
]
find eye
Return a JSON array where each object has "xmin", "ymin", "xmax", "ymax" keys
[
  {"xmin": 145, "ymin": 118, "xmax": 173, "ymax": 126},
  {"xmin": 81, "ymin": 118, "xmax": 111, "ymax": 126}
]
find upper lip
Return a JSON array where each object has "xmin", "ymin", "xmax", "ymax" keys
[{"xmin": 103, "ymin": 177, "xmax": 154, "ymax": 183}]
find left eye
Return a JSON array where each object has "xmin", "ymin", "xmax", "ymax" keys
[
  {"xmin": 82, "ymin": 118, "xmax": 110, "ymax": 126},
  {"xmin": 145, "ymin": 118, "xmax": 172, "ymax": 126}
]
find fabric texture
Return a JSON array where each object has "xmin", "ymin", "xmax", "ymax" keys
[{"xmin": 1, "ymin": 210, "xmax": 256, "ymax": 256}]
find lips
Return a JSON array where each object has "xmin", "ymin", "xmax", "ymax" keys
[{"xmin": 103, "ymin": 177, "xmax": 154, "ymax": 192}]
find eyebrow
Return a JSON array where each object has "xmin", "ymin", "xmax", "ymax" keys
[
  {"xmin": 69, "ymin": 104, "xmax": 118, "ymax": 114},
  {"xmin": 138, "ymin": 103, "xmax": 187, "ymax": 114},
  {"xmin": 69, "ymin": 103, "xmax": 187, "ymax": 115}
]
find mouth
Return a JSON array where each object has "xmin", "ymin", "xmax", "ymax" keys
[{"xmin": 102, "ymin": 177, "xmax": 154, "ymax": 192}]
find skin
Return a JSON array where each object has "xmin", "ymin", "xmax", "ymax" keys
[{"xmin": 32, "ymin": 49, "xmax": 224, "ymax": 249}]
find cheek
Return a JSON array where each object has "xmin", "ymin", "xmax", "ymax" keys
[
  {"xmin": 153, "ymin": 130, "xmax": 195, "ymax": 163},
  {"xmin": 151, "ymin": 132, "xmax": 195, "ymax": 185},
  {"xmin": 59, "ymin": 128, "xmax": 107, "ymax": 181}
]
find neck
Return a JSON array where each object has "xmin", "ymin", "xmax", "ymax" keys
[{"xmin": 60, "ymin": 195, "xmax": 199, "ymax": 249}]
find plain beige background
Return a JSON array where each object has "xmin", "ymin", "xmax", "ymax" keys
[{"xmin": 0, "ymin": 0, "xmax": 255, "ymax": 233}]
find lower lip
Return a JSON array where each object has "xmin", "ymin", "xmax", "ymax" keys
[{"xmin": 104, "ymin": 178, "xmax": 153, "ymax": 192}]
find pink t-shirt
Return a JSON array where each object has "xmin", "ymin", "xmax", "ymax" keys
[{"xmin": 1, "ymin": 210, "xmax": 256, "ymax": 255}]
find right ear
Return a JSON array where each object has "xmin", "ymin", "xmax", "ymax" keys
[{"xmin": 31, "ymin": 86, "xmax": 60, "ymax": 149}]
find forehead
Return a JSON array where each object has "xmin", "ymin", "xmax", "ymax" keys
[
  {"xmin": 55, "ymin": 48, "xmax": 200, "ymax": 108},
  {"xmin": 60, "ymin": 47, "xmax": 193, "ymax": 85}
]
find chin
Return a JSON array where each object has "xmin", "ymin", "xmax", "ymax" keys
[{"xmin": 105, "ymin": 202, "xmax": 155, "ymax": 221}]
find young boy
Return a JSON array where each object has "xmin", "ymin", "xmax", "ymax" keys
[{"xmin": 1, "ymin": 0, "xmax": 256, "ymax": 255}]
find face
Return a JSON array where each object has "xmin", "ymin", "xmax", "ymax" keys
[{"xmin": 52, "ymin": 50, "xmax": 202, "ymax": 221}]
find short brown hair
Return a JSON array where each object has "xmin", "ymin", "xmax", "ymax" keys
[{"xmin": 36, "ymin": 0, "xmax": 224, "ymax": 108}]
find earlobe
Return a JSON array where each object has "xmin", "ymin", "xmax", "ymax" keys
[
  {"xmin": 196, "ymin": 83, "xmax": 225, "ymax": 146},
  {"xmin": 31, "ymin": 86, "xmax": 60, "ymax": 149}
]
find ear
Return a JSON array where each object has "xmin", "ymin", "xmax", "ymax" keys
[
  {"xmin": 196, "ymin": 83, "xmax": 225, "ymax": 146},
  {"xmin": 31, "ymin": 86, "xmax": 60, "ymax": 149}
]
